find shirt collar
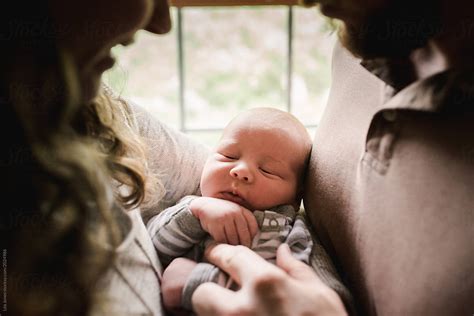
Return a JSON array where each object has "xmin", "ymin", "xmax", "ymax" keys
[
  {"xmin": 361, "ymin": 57, "xmax": 474, "ymax": 113},
  {"xmin": 361, "ymin": 57, "xmax": 417, "ymax": 92}
]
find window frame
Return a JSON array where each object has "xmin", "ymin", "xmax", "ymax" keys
[{"xmin": 170, "ymin": 0, "xmax": 299, "ymax": 7}]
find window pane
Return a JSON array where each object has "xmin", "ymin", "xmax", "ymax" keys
[
  {"xmin": 183, "ymin": 7, "xmax": 288, "ymax": 130},
  {"xmin": 103, "ymin": 9, "xmax": 181, "ymax": 129},
  {"xmin": 103, "ymin": 7, "xmax": 335, "ymax": 145},
  {"xmin": 187, "ymin": 130, "xmax": 222, "ymax": 148},
  {"xmin": 292, "ymin": 7, "xmax": 336, "ymax": 126},
  {"xmin": 307, "ymin": 127, "xmax": 317, "ymax": 139}
]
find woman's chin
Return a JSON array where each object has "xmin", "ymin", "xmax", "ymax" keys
[
  {"xmin": 80, "ymin": 75, "xmax": 101, "ymax": 103},
  {"xmin": 80, "ymin": 57, "xmax": 115, "ymax": 103}
]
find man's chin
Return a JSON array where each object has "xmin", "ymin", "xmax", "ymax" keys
[
  {"xmin": 338, "ymin": 23, "xmax": 428, "ymax": 60},
  {"xmin": 336, "ymin": 3, "xmax": 442, "ymax": 60}
]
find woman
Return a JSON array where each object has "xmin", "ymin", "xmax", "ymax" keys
[{"xmin": 1, "ymin": 0, "xmax": 346, "ymax": 315}]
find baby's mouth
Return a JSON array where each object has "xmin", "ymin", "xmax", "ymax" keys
[{"xmin": 220, "ymin": 191, "xmax": 246, "ymax": 207}]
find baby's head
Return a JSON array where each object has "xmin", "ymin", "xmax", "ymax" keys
[{"xmin": 200, "ymin": 108, "xmax": 312, "ymax": 211}]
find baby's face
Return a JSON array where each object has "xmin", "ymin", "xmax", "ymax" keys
[{"xmin": 200, "ymin": 118, "xmax": 308, "ymax": 211}]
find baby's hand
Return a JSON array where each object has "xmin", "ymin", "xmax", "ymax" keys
[
  {"xmin": 161, "ymin": 258, "xmax": 197, "ymax": 314},
  {"xmin": 190, "ymin": 197, "xmax": 259, "ymax": 247}
]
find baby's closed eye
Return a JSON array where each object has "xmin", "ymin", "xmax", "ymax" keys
[
  {"xmin": 259, "ymin": 167, "xmax": 281, "ymax": 178},
  {"xmin": 217, "ymin": 152, "xmax": 238, "ymax": 160}
]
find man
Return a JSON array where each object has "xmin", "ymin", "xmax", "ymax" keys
[{"xmin": 192, "ymin": 0, "xmax": 474, "ymax": 315}]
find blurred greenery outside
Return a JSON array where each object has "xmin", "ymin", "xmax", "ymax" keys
[{"xmin": 103, "ymin": 6, "xmax": 336, "ymax": 148}]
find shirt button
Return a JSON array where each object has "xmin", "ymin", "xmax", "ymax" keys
[{"xmin": 383, "ymin": 110, "xmax": 397, "ymax": 122}]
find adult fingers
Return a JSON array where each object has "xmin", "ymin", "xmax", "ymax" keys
[
  {"xmin": 241, "ymin": 208, "xmax": 259, "ymax": 238},
  {"xmin": 234, "ymin": 212, "xmax": 252, "ymax": 247},
  {"xmin": 224, "ymin": 219, "xmax": 239, "ymax": 245},
  {"xmin": 192, "ymin": 282, "xmax": 242, "ymax": 315},
  {"xmin": 277, "ymin": 245, "xmax": 348, "ymax": 314},
  {"xmin": 205, "ymin": 243, "xmax": 281, "ymax": 285},
  {"xmin": 276, "ymin": 244, "xmax": 318, "ymax": 282}
]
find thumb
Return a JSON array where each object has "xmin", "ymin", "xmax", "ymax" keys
[
  {"xmin": 276, "ymin": 244, "xmax": 317, "ymax": 281},
  {"xmin": 193, "ymin": 282, "xmax": 237, "ymax": 315}
]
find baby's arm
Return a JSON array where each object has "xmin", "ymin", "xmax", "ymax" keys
[
  {"xmin": 147, "ymin": 196, "xmax": 206, "ymax": 266},
  {"xmin": 189, "ymin": 197, "xmax": 259, "ymax": 248},
  {"xmin": 285, "ymin": 215, "xmax": 313, "ymax": 264},
  {"xmin": 161, "ymin": 258, "xmax": 198, "ymax": 313},
  {"xmin": 159, "ymin": 197, "xmax": 258, "ymax": 312},
  {"xmin": 163, "ymin": 258, "xmax": 228, "ymax": 312},
  {"xmin": 147, "ymin": 196, "xmax": 258, "ymax": 266}
]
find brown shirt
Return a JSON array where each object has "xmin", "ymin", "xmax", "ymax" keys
[{"xmin": 304, "ymin": 42, "xmax": 474, "ymax": 315}]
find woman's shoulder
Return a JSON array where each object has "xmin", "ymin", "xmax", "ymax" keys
[
  {"xmin": 93, "ymin": 208, "xmax": 165, "ymax": 315},
  {"xmin": 124, "ymin": 100, "xmax": 210, "ymax": 218}
]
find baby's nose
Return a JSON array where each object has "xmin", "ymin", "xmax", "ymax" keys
[{"xmin": 230, "ymin": 164, "xmax": 253, "ymax": 183}]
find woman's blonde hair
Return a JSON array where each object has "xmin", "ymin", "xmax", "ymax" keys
[{"xmin": 77, "ymin": 85, "xmax": 163, "ymax": 210}]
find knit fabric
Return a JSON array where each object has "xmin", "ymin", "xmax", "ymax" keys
[{"xmin": 147, "ymin": 196, "xmax": 315, "ymax": 311}]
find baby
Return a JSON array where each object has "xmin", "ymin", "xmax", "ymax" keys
[{"xmin": 147, "ymin": 107, "xmax": 314, "ymax": 313}]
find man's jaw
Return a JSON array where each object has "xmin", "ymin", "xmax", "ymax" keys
[{"xmin": 338, "ymin": 1, "xmax": 443, "ymax": 60}]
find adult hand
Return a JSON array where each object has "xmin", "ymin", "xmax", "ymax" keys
[
  {"xmin": 192, "ymin": 243, "xmax": 347, "ymax": 316},
  {"xmin": 190, "ymin": 197, "xmax": 259, "ymax": 247}
]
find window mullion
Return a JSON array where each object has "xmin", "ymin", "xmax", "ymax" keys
[{"xmin": 286, "ymin": 5, "xmax": 293, "ymax": 113}]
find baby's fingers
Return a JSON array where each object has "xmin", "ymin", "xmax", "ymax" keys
[
  {"xmin": 208, "ymin": 224, "xmax": 227, "ymax": 244},
  {"xmin": 234, "ymin": 213, "xmax": 252, "ymax": 247},
  {"xmin": 242, "ymin": 208, "xmax": 259, "ymax": 238},
  {"xmin": 224, "ymin": 220, "xmax": 239, "ymax": 245}
]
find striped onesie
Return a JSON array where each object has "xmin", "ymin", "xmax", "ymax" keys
[{"xmin": 147, "ymin": 195, "xmax": 313, "ymax": 310}]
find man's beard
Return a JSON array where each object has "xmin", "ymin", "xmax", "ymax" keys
[{"xmin": 338, "ymin": 1, "xmax": 442, "ymax": 59}]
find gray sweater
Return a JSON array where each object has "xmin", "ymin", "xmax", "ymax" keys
[{"xmin": 147, "ymin": 196, "xmax": 313, "ymax": 310}]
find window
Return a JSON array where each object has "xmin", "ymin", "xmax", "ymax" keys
[{"xmin": 103, "ymin": 5, "xmax": 335, "ymax": 147}]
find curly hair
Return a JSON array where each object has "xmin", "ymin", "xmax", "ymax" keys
[
  {"xmin": 0, "ymin": 2, "xmax": 159, "ymax": 315},
  {"xmin": 74, "ymin": 85, "xmax": 163, "ymax": 210}
]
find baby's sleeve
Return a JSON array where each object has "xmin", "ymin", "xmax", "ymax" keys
[
  {"xmin": 147, "ymin": 196, "xmax": 206, "ymax": 266},
  {"xmin": 181, "ymin": 262, "xmax": 228, "ymax": 311},
  {"xmin": 285, "ymin": 215, "xmax": 313, "ymax": 264}
]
